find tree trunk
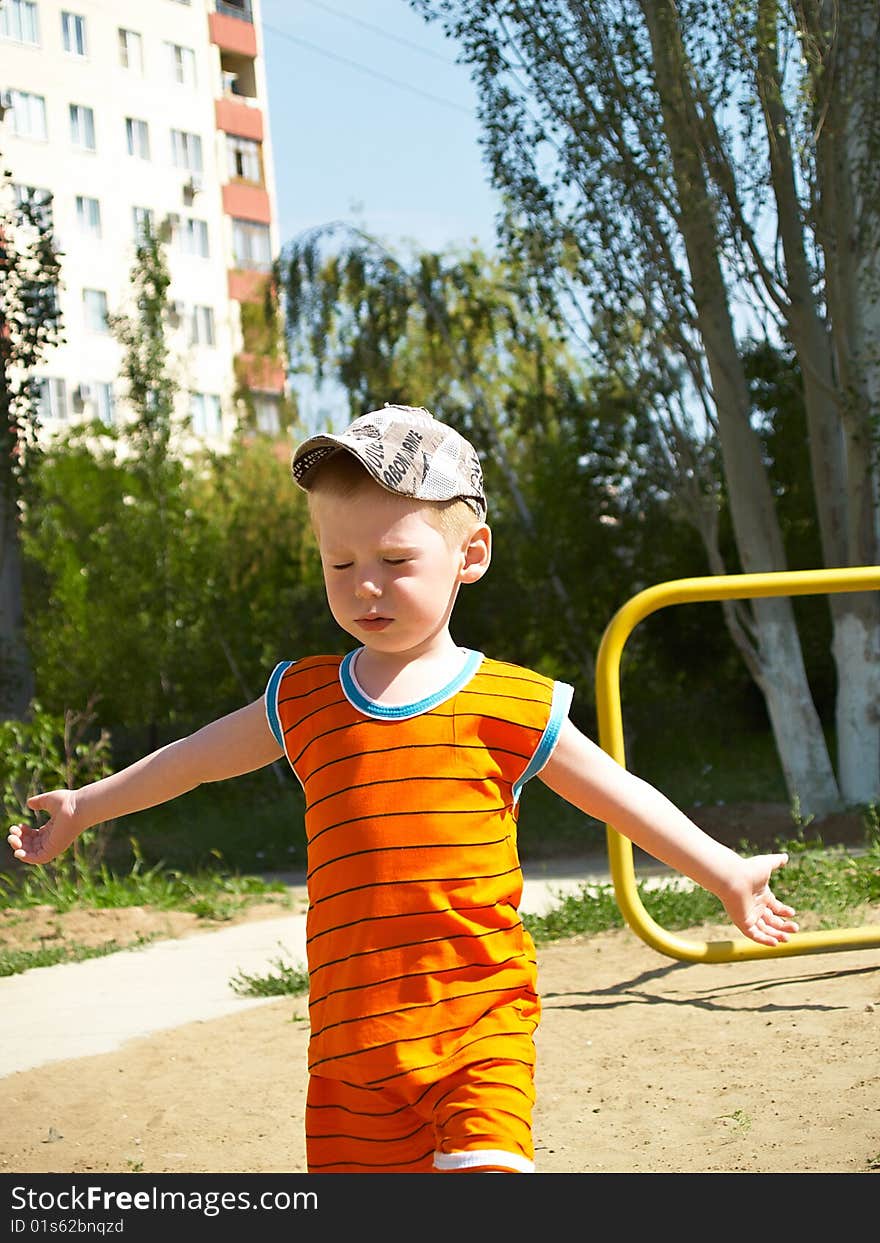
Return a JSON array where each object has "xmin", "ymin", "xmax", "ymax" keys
[
  {"xmin": 0, "ymin": 472, "xmax": 34, "ymax": 719},
  {"xmin": 644, "ymin": 0, "xmax": 841, "ymax": 816},
  {"xmin": 755, "ymin": 0, "xmax": 879, "ymax": 805},
  {"xmin": 805, "ymin": 0, "xmax": 880, "ymax": 803}
]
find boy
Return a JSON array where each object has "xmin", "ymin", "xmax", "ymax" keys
[{"xmin": 7, "ymin": 405, "xmax": 797, "ymax": 1175}]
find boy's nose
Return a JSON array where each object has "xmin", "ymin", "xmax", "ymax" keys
[{"xmin": 355, "ymin": 577, "xmax": 382, "ymax": 600}]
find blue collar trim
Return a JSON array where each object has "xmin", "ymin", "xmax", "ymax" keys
[{"xmin": 339, "ymin": 648, "xmax": 484, "ymax": 720}]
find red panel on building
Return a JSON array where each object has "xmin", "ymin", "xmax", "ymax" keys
[
  {"xmin": 228, "ymin": 269, "xmax": 271, "ymax": 302},
  {"xmin": 208, "ymin": 12, "xmax": 257, "ymax": 57},
  {"xmin": 222, "ymin": 182, "xmax": 271, "ymax": 223},
  {"xmin": 215, "ymin": 98, "xmax": 264, "ymax": 141},
  {"xmin": 237, "ymin": 352, "xmax": 286, "ymax": 393}
]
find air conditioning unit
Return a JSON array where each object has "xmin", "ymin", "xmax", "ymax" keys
[
  {"xmin": 221, "ymin": 71, "xmax": 240, "ymax": 96},
  {"xmin": 74, "ymin": 382, "xmax": 95, "ymax": 407},
  {"xmin": 168, "ymin": 300, "xmax": 185, "ymax": 327},
  {"xmin": 0, "ymin": 91, "xmax": 13, "ymax": 119},
  {"xmin": 182, "ymin": 175, "xmax": 203, "ymax": 205}
]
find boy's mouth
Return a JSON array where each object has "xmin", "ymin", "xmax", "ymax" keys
[{"xmin": 357, "ymin": 616, "xmax": 392, "ymax": 631}]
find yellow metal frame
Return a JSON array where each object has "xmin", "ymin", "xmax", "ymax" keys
[{"xmin": 595, "ymin": 566, "xmax": 880, "ymax": 962}]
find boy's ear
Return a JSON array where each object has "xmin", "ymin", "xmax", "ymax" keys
[{"xmin": 460, "ymin": 524, "xmax": 491, "ymax": 584}]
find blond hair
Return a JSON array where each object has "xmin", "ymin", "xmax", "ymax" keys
[{"xmin": 306, "ymin": 450, "xmax": 480, "ymax": 546}]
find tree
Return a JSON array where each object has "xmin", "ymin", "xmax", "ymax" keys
[
  {"xmin": 22, "ymin": 432, "xmax": 331, "ymax": 742},
  {"xmin": 23, "ymin": 226, "xmax": 332, "ymax": 744},
  {"xmin": 0, "ymin": 172, "xmax": 63, "ymax": 718},
  {"xmin": 410, "ymin": 0, "xmax": 880, "ymax": 817},
  {"xmin": 282, "ymin": 227, "xmax": 722, "ymax": 708}
]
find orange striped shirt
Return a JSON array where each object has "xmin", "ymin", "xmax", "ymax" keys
[{"xmin": 265, "ymin": 649, "xmax": 573, "ymax": 1088}]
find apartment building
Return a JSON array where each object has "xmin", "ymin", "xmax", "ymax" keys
[{"xmin": 0, "ymin": 0, "xmax": 286, "ymax": 444}]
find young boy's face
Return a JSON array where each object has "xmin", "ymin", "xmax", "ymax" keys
[{"xmin": 310, "ymin": 482, "xmax": 485, "ymax": 658}]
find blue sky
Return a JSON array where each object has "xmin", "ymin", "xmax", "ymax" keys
[{"xmin": 259, "ymin": 0, "xmax": 502, "ymax": 256}]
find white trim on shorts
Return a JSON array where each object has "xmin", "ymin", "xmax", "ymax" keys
[{"xmin": 433, "ymin": 1149, "xmax": 535, "ymax": 1174}]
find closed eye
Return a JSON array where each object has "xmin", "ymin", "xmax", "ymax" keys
[
  {"xmin": 330, "ymin": 562, "xmax": 353, "ymax": 571},
  {"xmin": 383, "ymin": 557, "xmax": 408, "ymax": 565}
]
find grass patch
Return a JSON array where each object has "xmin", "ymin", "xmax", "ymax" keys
[
  {"xmin": 230, "ymin": 953, "xmax": 310, "ymax": 998},
  {"xmin": 524, "ymin": 838, "xmax": 880, "ymax": 947},
  {"xmin": 0, "ymin": 841, "xmax": 291, "ymax": 922},
  {"xmin": 0, "ymin": 934, "xmax": 157, "ymax": 978},
  {"xmin": 223, "ymin": 839, "xmax": 880, "ymax": 998}
]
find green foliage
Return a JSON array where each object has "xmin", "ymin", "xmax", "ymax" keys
[
  {"xmin": 0, "ymin": 818, "xmax": 290, "ymax": 923},
  {"xmin": 0, "ymin": 169, "xmax": 65, "ymax": 713},
  {"xmin": 524, "ymin": 884, "xmax": 625, "ymax": 943},
  {"xmin": 22, "ymin": 417, "xmax": 334, "ymax": 740},
  {"xmin": 0, "ymin": 935, "xmax": 156, "ymax": 979},
  {"xmin": 0, "ymin": 173, "xmax": 64, "ymax": 480},
  {"xmin": 108, "ymin": 221, "xmax": 177, "ymax": 464},
  {"xmin": 523, "ymin": 840, "xmax": 880, "ymax": 946},
  {"xmin": 0, "ymin": 698, "xmax": 115, "ymax": 893},
  {"xmin": 282, "ymin": 228, "xmax": 721, "ymax": 701},
  {"xmin": 230, "ymin": 952, "xmax": 310, "ymax": 998},
  {"xmin": 774, "ymin": 840, "xmax": 880, "ymax": 930},
  {"xmin": 408, "ymin": 0, "xmax": 880, "ymax": 818}
]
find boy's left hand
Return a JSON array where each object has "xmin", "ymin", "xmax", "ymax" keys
[{"xmin": 722, "ymin": 853, "xmax": 798, "ymax": 946}]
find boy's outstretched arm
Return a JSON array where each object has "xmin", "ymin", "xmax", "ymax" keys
[
  {"xmin": 539, "ymin": 719, "xmax": 798, "ymax": 947},
  {"xmin": 6, "ymin": 699, "xmax": 284, "ymax": 867}
]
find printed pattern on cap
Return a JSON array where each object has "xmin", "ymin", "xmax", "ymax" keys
[{"xmin": 291, "ymin": 405, "xmax": 486, "ymax": 517}]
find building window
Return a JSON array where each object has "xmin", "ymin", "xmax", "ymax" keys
[
  {"xmin": 69, "ymin": 103, "xmax": 96, "ymax": 151},
  {"xmin": 37, "ymin": 378, "xmax": 68, "ymax": 423},
  {"xmin": 254, "ymin": 395, "xmax": 281, "ymax": 436},
  {"xmin": 189, "ymin": 305, "xmax": 215, "ymax": 347},
  {"xmin": 217, "ymin": 1, "xmax": 252, "ymax": 21},
  {"xmin": 125, "ymin": 117, "xmax": 150, "ymax": 160},
  {"xmin": 165, "ymin": 42, "xmax": 196, "ymax": 88},
  {"xmin": 132, "ymin": 206, "xmax": 155, "ymax": 243},
  {"xmin": 190, "ymin": 393, "xmax": 222, "ymax": 438},
  {"xmin": 75, "ymin": 194, "xmax": 101, "ymax": 238},
  {"xmin": 232, "ymin": 219, "xmax": 272, "ymax": 271},
  {"xmin": 170, "ymin": 129, "xmax": 203, "ymax": 174},
  {"xmin": 7, "ymin": 90, "xmax": 48, "ymax": 141},
  {"xmin": 61, "ymin": 11, "xmax": 87, "ymax": 57},
  {"xmin": 118, "ymin": 28, "xmax": 143, "ymax": 73},
  {"xmin": 95, "ymin": 382, "xmax": 116, "ymax": 426},
  {"xmin": 13, "ymin": 183, "xmax": 53, "ymax": 228},
  {"xmin": 227, "ymin": 135, "xmax": 262, "ymax": 183},
  {"xmin": 0, "ymin": 0, "xmax": 39, "ymax": 44},
  {"xmin": 172, "ymin": 216, "xmax": 209, "ymax": 258},
  {"xmin": 83, "ymin": 288, "xmax": 109, "ymax": 334}
]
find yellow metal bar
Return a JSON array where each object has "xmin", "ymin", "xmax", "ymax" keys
[{"xmin": 594, "ymin": 566, "xmax": 880, "ymax": 962}]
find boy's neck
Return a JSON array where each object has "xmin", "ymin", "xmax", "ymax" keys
[{"xmin": 352, "ymin": 633, "xmax": 467, "ymax": 704}]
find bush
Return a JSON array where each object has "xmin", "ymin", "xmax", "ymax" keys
[{"xmin": 0, "ymin": 698, "xmax": 116, "ymax": 897}]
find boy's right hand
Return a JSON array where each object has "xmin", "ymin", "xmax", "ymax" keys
[{"xmin": 7, "ymin": 791, "xmax": 81, "ymax": 865}]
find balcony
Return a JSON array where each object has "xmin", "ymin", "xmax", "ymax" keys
[
  {"xmin": 228, "ymin": 269, "xmax": 271, "ymax": 302},
  {"xmin": 236, "ymin": 352, "xmax": 286, "ymax": 394},
  {"xmin": 209, "ymin": 11, "xmax": 256, "ymax": 57},
  {"xmin": 223, "ymin": 182, "xmax": 271, "ymax": 224},
  {"xmin": 215, "ymin": 98, "xmax": 264, "ymax": 142}
]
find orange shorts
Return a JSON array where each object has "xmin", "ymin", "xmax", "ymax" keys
[{"xmin": 305, "ymin": 1055, "xmax": 536, "ymax": 1174}]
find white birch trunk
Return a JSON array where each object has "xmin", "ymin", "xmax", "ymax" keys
[
  {"xmin": 754, "ymin": 601, "xmax": 842, "ymax": 819},
  {"xmin": 644, "ymin": 0, "xmax": 842, "ymax": 817},
  {"xmin": 833, "ymin": 607, "xmax": 880, "ymax": 804},
  {"xmin": 809, "ymin": 0, "xmax": 880, "ymax": 804}
]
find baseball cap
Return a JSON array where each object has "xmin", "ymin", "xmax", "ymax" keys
[{"xmin": 291, "ymin": 405, "xmax": 487, "ymax": 518}]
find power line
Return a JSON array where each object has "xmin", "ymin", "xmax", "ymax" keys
[
  {"xmin": 262, "ymin": 21, "xmax": 473, "ymax": 116},
  {"xmin": 298, "ymin": 0, "xmax": 456, "ymax": 64}
]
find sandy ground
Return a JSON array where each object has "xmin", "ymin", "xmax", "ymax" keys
[
  {"xmin": 2, "ymin": 914, "xmax": 879, "ymax": 1175},
  {"xmin": 1, "ymin": 804, "xmax": 878, "ymax": 1176}
]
